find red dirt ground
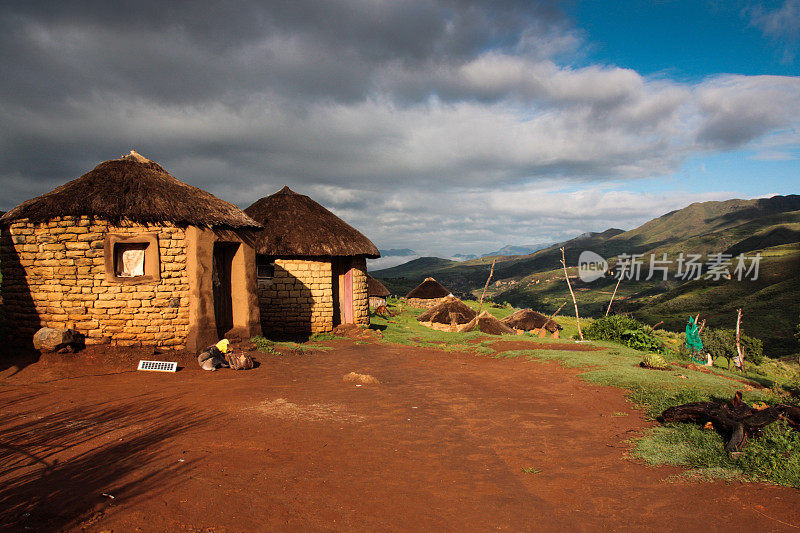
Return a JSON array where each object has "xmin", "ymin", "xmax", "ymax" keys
[{"xmin": 2, "ymin": 341, "xmax": 799, "ymax": 532}]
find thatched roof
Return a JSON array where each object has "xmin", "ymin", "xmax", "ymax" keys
[
  {"xmin": 406, "ymin": 277, "xmax": 451, "ymax": 299},
  {"xmin": 501, "ymin": 309, "xmax": 563, "ymax": 333},
  {"xmin": 460, "ymin": 311, "xmax": 516, "ymax": 335},
  {"xmin": 0, "ymin": 151, "xmax": 261, "ymax": 229},
  {"xmin": 367, "ymin": 274, "xmax": 391, "ymax": 298},
  {"xmin": 244, "ymin": 186, "xmax": 379, "ymax": 258},
  {"xmin": 417, "ymin": 296, "xmax": 477, "ymax": 325}
]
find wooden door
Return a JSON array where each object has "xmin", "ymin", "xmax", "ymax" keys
[
  {"xmin": 212, "ymin": 243, "xmax": 236, "ymax": 338},
  {"xmin": 341, "ymin": 268, "xmax": 354, "ymax": 324}
]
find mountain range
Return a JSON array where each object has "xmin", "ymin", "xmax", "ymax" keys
[{"xmin": 372, "ymin": 195, "xmax": 800, "ymax": 355}]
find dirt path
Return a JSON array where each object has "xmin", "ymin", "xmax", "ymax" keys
[{"xmin": 1, "ymin": 341, "xmax": 799, "ymax": 532}]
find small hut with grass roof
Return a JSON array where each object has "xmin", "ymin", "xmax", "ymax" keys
[
  {"xmin": 501, "ymin": 309, "xmax": 563, "ymax": 338},
  {"xmin": 367, "ymin": 274, "xmax": 391, "ymax": 308},
  {"xmin": 416, "ymin": 296, "xmax": 477, "ymax": 331},
  {"xmin": 0, "ymin": 151, "xmax": 263, "ymax": 351},
  {"xmin": 461, "ymin": 310, "xmax": 517, "ymax": 335},
  {"xmin": 405, "ymin": 277, "xmax": 451, "ymax": 308},
  {"xmin": 244, "ymin": 186, "xmax": 380, "ymax": 335}
]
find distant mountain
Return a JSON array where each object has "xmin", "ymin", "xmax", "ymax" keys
[
  {"xmin": 373, "ymin": 195, "xmax": 800, "ymax": 354},
  {"xmin": 481, "ymin": 244, "xmax": 552, "ymax": 258},
  {"xmin": 379, "ymin": 248, "xmax": 417, "ymax": 257},
  {"xmin": 452, "ymin": 253, "xmax": 478, "ymax": 261}
]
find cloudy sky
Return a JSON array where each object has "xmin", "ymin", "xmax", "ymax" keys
[{"xmin": 1, "ymin": 1, "xmax": 799, "ymax": 263}]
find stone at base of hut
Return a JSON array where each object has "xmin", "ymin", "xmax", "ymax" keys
[
  {"xmin": 33, "ymin": 327, "xmax": 85, "ymax": 352},
  {"xmin": 343, "ymin": 372, "xmax": 380, "ymax": 385}
]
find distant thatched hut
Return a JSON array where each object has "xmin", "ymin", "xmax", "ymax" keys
[
  {"xmin": 0, "ymin": 151, "xmax": 263, "ymax": 351},
  {"xmin": 461, "ymin": 311, "xmax": 517, "ymax": 335},
  {"xmin": 244, "ymin": 187, "xmax": 380, "ymax": 335},
  {"xmin": 416, "ymin": 296, "xmax": 477, "ymax": 332},
  {"xmin": 405, "ymin": 277, "xmax": 451, "ymax": 308},
  {"xmin": 502, "ymin": 309, "xmax": 563, "ymax": 338},
  {"xmin": 367, "ymin": 274, "xmax": 391, "ymax": 308}
]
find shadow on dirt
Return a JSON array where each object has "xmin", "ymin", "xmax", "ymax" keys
[{"xmin": 0, "ymin": 395, "xmax": 206, "ymax": 531}]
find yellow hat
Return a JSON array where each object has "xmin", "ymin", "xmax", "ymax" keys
[{"xmin": 215, "ymin": 339, "xmax": 230, "ymax": 354}]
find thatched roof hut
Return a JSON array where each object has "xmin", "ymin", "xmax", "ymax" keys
[
  {"xmin": 501, "ymin": 309, "xmax": 563, "ymax": 333},
  {"xmin": 244, "ymin": 186, "xmax": 379, "ymax": 257},
  {"xmin": 406, "ymin": 278, "xmax": 451, "ymax": 299},
  {"xmin": 367, "ymin": 274, "xmax": 391, "ymax": 298},
  {"xmin": 460, "ymin": 311, "xmax": 516, "ymax": 335},
  {"xmin": 0, "ymin": 151, "xmax": 261, "ymax": 229},
  {"xmin": 417, "ymin": 296, "xmax": 476, "ymax": 325},
  {"xmin": 244, "ymin": 186, "xmax": 379, "ymax": 334},
  {"xmin": 0, "ymin": 151, "xmax": 262, "ymax": 352}
]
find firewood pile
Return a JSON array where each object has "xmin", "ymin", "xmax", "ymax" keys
[{"xmin": 658, "ymin": 391, "xmax": 800, "ymax": 452}]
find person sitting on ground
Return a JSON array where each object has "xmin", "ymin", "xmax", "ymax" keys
[{"xmin": 198, "ymin": 339, "xmax": 230, "ymax": 371}]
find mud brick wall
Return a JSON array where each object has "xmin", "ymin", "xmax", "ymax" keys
[
  {"xmin": 258, "ymin": 259, "xmax": 334, "ymax": 335},
  {"xmin": 351, "ymin": 257, "xmax": 370, "ymax": 326},
  {"xmin": 0, "ymin": 217, "xmax": 190, "ymax": 348}
]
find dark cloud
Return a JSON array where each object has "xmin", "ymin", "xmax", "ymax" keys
[{"xmin": 1, "ymin": 1, "xmax": 798, "ymax": 254}]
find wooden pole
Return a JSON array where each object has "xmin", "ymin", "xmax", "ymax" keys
[
  {"xmin": 560, "ymin": 247, "xmax": 583, "ymax": 341},
  {"xmin": 698, "ymin": 319, "xmax": 706, "ymax": 335},
  {"xmin": 606, "ymin": 260, "xmax": 627, "ymax": 316},
  {"xmin": 545, "ymin": 301, "xmax": 567, "ymax": 331},
  {"xmin": 652, "ymin": 321, "xmax": 664, "ymax": 330},
  {"xmin": 477, "ymin": 259, "xmax": 496, "ymax": 314},
  {"xmin": 735, "ymin": 308, "xmax": 744, "ymax": 371}
]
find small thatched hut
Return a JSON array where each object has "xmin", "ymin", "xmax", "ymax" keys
[
  {"xmin": 244, "ymin": 186, "xmax": 380, "ymax": 335},
  {"xmin": 0, "ymin": 151, "xmax": 263, "ymax": 351},
  {"xmin": 405, "ymin": 277, "xmax": 451, "ymax": 308},
  {"xmin": 461, "ymin": 311, "xmax": 517, "ymax": 335},
  {"xmin": 502, "ymin": 309, "xmax": 563, "ymax": 338},
  {"xmin": 367, "ymin": 274, "xmax": 391, "ymax": 308},
  {"xmin": 417, "ymin": 296, "xmax": 476, "ymax": 326}
]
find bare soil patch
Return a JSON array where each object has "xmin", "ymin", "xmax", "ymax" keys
[{"xmin": 1, "ymin": 341, "xmax": 798, "ymax": 531}]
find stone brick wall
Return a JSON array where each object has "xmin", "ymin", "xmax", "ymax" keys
[
  {"xmin": 1, "ymin": 217, "xmax": 190, "ymax": 348},
  {"xmin": 258, "ymin": 258, "xmax": 334, "ymax": 335},
  {"xmin": 406, "ymin": 297, "xmax": 447, "ymax": 309}
]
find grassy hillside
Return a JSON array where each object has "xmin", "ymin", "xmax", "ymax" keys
[{"xmin": 372, "ymin": 195, "xmax": 800, "ymax": 355}]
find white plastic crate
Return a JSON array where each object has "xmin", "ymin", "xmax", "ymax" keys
[{"xmin": 137, "ymin": 360, "xmax": 178, "ymax": 372}]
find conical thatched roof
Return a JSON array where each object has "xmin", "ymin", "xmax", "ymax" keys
[
  {"xmin": 406, "ymin": 277, "xmax": 451, "ymax": 299},
  {"xmin": 417, "ymin": 296, "xmax": 476, "ymax": 325},
  {"xmin": 502, "ymin": 309, "xmax": 563, "ymax": 333},
  {"xmin": 0, "ymin": 151, "xmax": 261, "ymax": 229},
  {"xmin": 367, "ymin": 274, "xmax": 391, "ymax": 298},
  {"xmin": 244, "ymin": 186, "xmax": 379, "ymax": 258},
  {"xmin": 460, "ymin": 311, "xmax": 516, "ymax": 335}
]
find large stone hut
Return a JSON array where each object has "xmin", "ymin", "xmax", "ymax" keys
[
  {"xmin": 0, "ymin": 151, "xmax": 263, "ymax": 352},
  {"xmin": 244, "ymin": 187, "xmax": 380, "ymax": 335}
]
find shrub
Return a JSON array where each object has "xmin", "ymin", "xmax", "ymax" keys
[
  {"xmin": 701, "ymin": 327, "xmax": 764, "ymax": 365},
  {"xmin": 584, "ymin": 315, "xmax": 665, "ymax": 353},
  {"xmin": 641, "ymin": 353, "xmax": 669, "ymax": 369}
]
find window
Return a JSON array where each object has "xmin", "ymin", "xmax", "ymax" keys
[
  {"xmin": 115, "ymin": 243, "xmax": 147, "ymax": 277},
  {"xmin": 104, "ymin": 233, "xmax": 160, "ymax": 284},
  {"xmin": 256, "ymin": 255, "xmax": 275, "ymax": 279}
]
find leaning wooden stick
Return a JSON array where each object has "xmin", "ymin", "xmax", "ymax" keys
[
  {"xmin": 546, "ymin": 301, "xmax": 567, "ymax": 331},
  {"xmin": 560, "ymin": 247, "xmax": 583, "ymax": 341},
  {"xmin": 652, "ymin": 321, "xmax": 664, "ymax": 330},
  {"xmin": 606, "ymin": 260, "xmax": 627, "ymax": 316},
  {"xmin": 477, "ymin": 259, "xmax": 496, "ymax": 314},
  {"xmin": 735, "ymin": 308, "xmax": 744, "ymax": 371}
]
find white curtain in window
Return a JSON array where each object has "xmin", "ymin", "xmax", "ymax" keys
[{"xmin": 121, "ymin": 248, "xmax": 145, "ymax": 277}]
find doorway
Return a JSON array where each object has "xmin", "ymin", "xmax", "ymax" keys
[
  {"xmin": 332, "ymin": 258, "xmax": 354, "ymax": 326},
  {"xmin": 212, "ymin": 243, "xmax": 238, "ymax": 338}
]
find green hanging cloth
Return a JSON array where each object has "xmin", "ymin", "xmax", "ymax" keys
[{"xmin": 685, "ymin": 317, "xmax": 705, "ymax": 363}]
